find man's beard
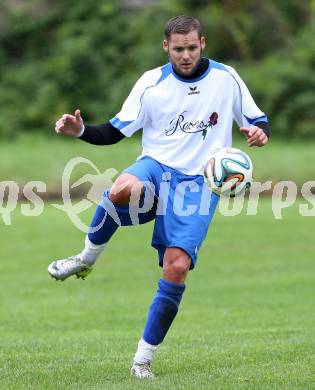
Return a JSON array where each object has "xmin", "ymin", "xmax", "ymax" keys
[{"xmin": 169, "ymin": 49, "xmax": 202, "ymax": 77}]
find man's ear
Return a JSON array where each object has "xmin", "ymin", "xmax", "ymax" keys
[
  {"xmin": 200, "ymin": 36, "xmax": 206, "ymax": 51},
  {"xmin": 163, "ymin": 39, "xmax": 169, "ymax": 53}
]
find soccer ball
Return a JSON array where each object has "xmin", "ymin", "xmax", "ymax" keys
[{"xmin": 204, "ymin": 147, "xmax": 253, "ymax": 196}]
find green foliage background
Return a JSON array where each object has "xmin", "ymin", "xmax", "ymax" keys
[{"xmin": 0, "ymin": 0, "xmax": 314, "ymax": 138}]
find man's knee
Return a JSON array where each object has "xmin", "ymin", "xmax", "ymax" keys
[
  {"xmin": 163, "ymin": 247, "xmax": 191, "ymax": 284},
  {"xmin": 109, "ymin": 173, "xmax": 143, "ymax": 206}
]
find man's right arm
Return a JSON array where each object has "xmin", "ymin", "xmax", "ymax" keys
[
  {"xmin": 55, "ymin": 109, "xmax": 125, "ymax": 145},
  {"xmin": 78, "ymin": 121, "xmax": 125, "ymax": 145},
  {"xmin": 55, "ymin": 69, "xmax": 157, "ymax": 142}
]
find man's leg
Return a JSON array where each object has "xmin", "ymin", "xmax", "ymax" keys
[
  {"xmin": 81, "ymin": 158, "xmax": 159, "ymax": 267},
  {"xmin": 131, "ymin": 247, "xmax": 190, "ymax": 378},
  {"xmin": 131, "ymin": 168, "xmax": 219, "ymax": 379},
  {"xmin": 48, "ymin": 174, "xmax": 144, "ymax": 280},
  {"xmin": 80, "ymin": 174, "xmax": 144, "ymax": 263}
]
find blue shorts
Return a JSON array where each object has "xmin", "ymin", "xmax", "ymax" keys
[{"xmin": 123, "ymin": 156, "xmax": 218, "ymax": 270}]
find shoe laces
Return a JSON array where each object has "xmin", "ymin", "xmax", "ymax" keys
[
  {"xmin": 60, "ymin": 255, "xmax": 83, "ymax": 269},
  {"xmin": 135, "ymin": 361, "xmax": 152, "ymax": 376}
]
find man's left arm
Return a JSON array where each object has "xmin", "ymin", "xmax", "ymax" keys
[{"xmin": 227, "ymin": 65, "xmax": 270, "ymax": 148}]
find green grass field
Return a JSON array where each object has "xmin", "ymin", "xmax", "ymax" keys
[{"xmin": 0, "ymin": 199, "xmax": 314, "ymax": 389}]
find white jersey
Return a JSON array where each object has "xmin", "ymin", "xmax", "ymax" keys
[{"xmin": 110, "ymin": 59, "xmax": 267, "ymax": 175}]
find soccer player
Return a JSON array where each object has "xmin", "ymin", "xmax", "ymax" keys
[{"xmin": 48, "ymin": 15, "xmax": 269, "ymax": 378}]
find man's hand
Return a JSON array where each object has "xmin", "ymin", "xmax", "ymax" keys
[
  {"xmin": 240, "ymin": 126, "xmax": 268, "ymax": 147},
  {"xmin": 55, "ymin": 109, "xmax": 84, "ymax": 137}
]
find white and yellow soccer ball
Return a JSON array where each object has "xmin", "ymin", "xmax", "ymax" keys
[{"xmin": 204, "ymin": 147, "xmax": 253, "ymax": 196}]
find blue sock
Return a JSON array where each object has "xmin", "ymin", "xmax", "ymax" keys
[
  {"xmin": 88, "ymin": 190, "xmax": 130, "ymax": 245},
  {"xmin": 143, "ymin": 278, "xmax": 186, "ymax": 346}
]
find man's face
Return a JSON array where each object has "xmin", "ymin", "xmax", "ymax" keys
[{"xmin": 163, "ymin": 30, "xmax": 206, "ymax": 76}]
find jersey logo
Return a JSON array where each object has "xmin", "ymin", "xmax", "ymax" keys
[
  {"xmin": 188, "ymin": 86, "xmax": 200, "ymax": 95},
  {"xmin": 209, "ymin": 112, "xmax": 218, "ymax": 126},
  {"xmin": 165, "ymin": 111, "xmax": 219, "ymax": 140}
]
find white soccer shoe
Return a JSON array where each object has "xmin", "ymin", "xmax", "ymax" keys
[
  {"xmin": 131, "ymin": 361, "xmax": 155, "ymax": 379},
  {"xmin": 48, "ymin": 254, "xmax": 93, "ymax": 281}
]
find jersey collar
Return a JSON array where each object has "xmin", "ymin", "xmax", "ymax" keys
[{"xmin": 171, "ymin": 58, "xmax": 211, "ymax": 83}]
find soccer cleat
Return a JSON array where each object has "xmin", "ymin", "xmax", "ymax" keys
[
  {"xmin": 131, "ymin": 361, "xmax": 154, "ymax": 379},
  {"xmin": 48, "ymin": 254, "xmax": 93, "ymax": 281}
]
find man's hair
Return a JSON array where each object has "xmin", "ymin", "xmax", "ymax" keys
[{"xmin": 164, "ymin": 15, "xmax": 202, "ymax": 40}]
